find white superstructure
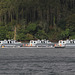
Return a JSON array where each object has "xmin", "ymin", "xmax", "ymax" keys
[
  {"xmin": 0, "ymin": 39, "xmax": 22, "ymax": 47},
  {"xmin": 25, "ymin": 39, "xmax": 53, "ymax": 47},
  {"xmin": 55, "ymin": 39, "xmax": 75, "ymax": 48}
]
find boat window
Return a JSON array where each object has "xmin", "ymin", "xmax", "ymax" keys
[
  {"xmin": 70, "ymin": 41, "xmax": 73, "ymax": 43},
  {"xmin": 10, "ymin": 41, "xmax": 11, "ymax": 43},
  {"xmin": 15, "ymin": 40, "xmax": 17, "ymax": 42},
  {"xmin": 31, "ymin": 41, "xmax": 33, "ymax": 43},
  {"xmin": 41, "ymin": 41, "xmax": 45, "ymax": 43},
  {"xmin": 60, "ymin": 41, "xmax": 62, "ymax": 43},
  {"xmin": 34, "ymin": 41, "xmax": 36, "ymax": 43},
  {"xmin": 8, "ymin": 41, "xmax": 9, "ymax": 43},
  {"xmin": 44, "ymin": 41, "xmax": 45, "ymax": 43}
]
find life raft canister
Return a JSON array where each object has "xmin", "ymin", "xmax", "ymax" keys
[
  {"xmin": 54, "ymin": 44, "xmax": 56, "ymax": 47},
  {"xmin": 2, "ymin": 46, "xmax": 4, "ymax": 48},
  {"xmin": 23, "ymin": 44, "xmax": 24, "ymax": 47},
  {"xmin": 25, "ymin": 44, "xmax": 28, "ymax": 46},
  {"xmin": 31, "ymin": 44, "xmax": 32, "ymax": 46},
  {"xmin": 59, "ymin": 44, "xmax": 62, "ymax": 46}
]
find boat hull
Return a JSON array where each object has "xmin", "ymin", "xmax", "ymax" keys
[{"xmin": 65, "ymin": 44, "xmax": 75, "ymax": 48}]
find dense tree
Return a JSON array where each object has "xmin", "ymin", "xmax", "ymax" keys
[{"xmin": 0, "ymin": 0, "xmax": 75, "ymax": 41}]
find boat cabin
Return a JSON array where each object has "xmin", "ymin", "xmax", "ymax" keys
[
  {"xmin": 0, "ymin": 40, "xmax": 21, "ymax": 45},
  {"xmin": 58, "ymin": 39, "xmax": 75, "ymax": 46},
  {"xmin": 29, "ymin": 39, "xmax": 51, "ymax": 46}
]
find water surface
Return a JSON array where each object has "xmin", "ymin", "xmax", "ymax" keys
[{"xmin": 0, "ymin": 48, "xmax": 75, "ymax": 75}]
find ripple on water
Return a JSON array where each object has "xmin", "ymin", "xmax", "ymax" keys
[{"xmin": 0, "ymin": 48, "xmax": 75, "ymax": 75}]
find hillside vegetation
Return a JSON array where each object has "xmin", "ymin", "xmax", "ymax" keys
[{"xmin": 0, "ymin": 0, "xmax": 75, "ymax": 41}]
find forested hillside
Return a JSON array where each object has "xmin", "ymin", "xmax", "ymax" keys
[{"xmin": 0, "ymin": 0, "xmax": 75, "ymax": 41}]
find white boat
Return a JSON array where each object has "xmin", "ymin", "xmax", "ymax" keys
[
  {"xmin": 65, "ymin": 39, "xmax": 75, "ymax": 48},
  {"xmin": 55, "ymin": 39, "xmax": 75, "ymax": 48},
  {"xmin": 25, "ymin": 39, "xmax": 54, "ymax": 47},
  {"xmin": 0, "ymin": 40, "xmax": 23, "ymax": 47}
]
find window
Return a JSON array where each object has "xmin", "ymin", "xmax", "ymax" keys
[
  {"xmin": 10, "ymin": 41, "xmax": 11, "ymax": 43},
  {"xmin": 31, "ymin": 41, "xmax": 33, "ymax": 43}
]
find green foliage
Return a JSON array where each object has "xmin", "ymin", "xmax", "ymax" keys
[
  {"xmin": 6, "ymin": 31, "xmax": 14, "ymax": 39},
  {"xmin": 58, "ymin": 19, "xmax": 66, "ymax": 30},
  {"xmin": 0, "ymin": 26, "xmax": 6, "ymax": 40},
  {"xmin": 17, "ymin": 33, "xmax": 25, "ymax": 41},
  {"xmin": 66, "ymin": 14, "xmax": 75, "ymax": 32},
  {"xmin": 26, "ymin": 23, "xmax": 37, "ymax": 33},
  {"xmin": 60, "ymin": 29, "xmax": 70, "ymax": 39},
  {"xmin": 0, "ymin": 0, "xmax": 75, "ymax": 41},
  {"xmin": 25, "ymin": 33, "xmax": 34, "ymax": 40},
  {"xmin": 36, "ymin": 30, "xmax": 48, "ymax": 39},
  {"xmin": 70, "ymin": 35, "xmax": 75, "ymax": 39}
]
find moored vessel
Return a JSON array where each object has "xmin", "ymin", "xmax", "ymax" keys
[
  {"xmin": 54, "ymin": 39, "xmax": 75, "ymax": 48},
  {"xmin": 0, "ymin": 39, "xmax": 23, "ymax": 48},
  {"xmin": 25, "ymin": 39, "xmax": 54, "ymax": 48}
]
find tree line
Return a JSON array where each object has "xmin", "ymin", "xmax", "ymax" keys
[{"xmin": 0, "ymin": 0, "xmax": 75, "ymax": 41}]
